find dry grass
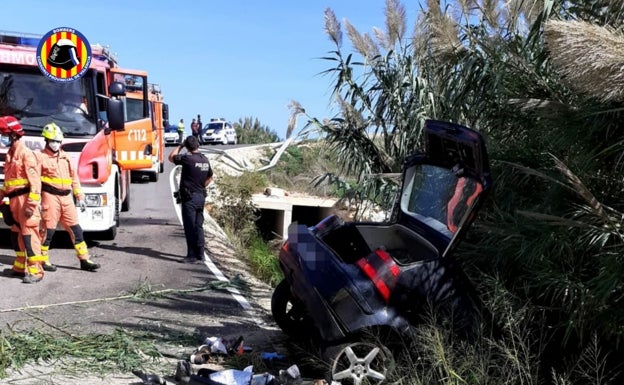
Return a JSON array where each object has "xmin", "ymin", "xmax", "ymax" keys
[{"xmin": 545, "ymin": 19, "xmax": 624, "ymax": 102}]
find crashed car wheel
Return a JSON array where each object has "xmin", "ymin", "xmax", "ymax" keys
[
  {"xmin": 271, "ymin": 279, "xmax": 314, "ymax": 338},
  {"xmin": 324, "ymin": 341, "xmax": 394, "ymax": 385}
]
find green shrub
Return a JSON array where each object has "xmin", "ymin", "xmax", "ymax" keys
[{"xmin": 246, "ymin": 236, "xmax": 283, "ymax": 287}]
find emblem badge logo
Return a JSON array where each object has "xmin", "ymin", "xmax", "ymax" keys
[{"xmin": 36, "ymin": 27, "xmax": 91, "ymax": 82}]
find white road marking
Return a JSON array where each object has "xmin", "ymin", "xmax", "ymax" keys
[{"xmin": 168, "ymin": 165, "xmax": 260, "ymax": 318}]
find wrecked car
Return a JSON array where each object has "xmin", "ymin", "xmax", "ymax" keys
[{"xmin": 271, "ymin": 119, "xmax": 492, "ymax": 384}]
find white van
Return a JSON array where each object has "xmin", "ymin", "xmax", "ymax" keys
[{"xmin": 200, "ymin": 118, "xmax": 237, "ymax": 145}]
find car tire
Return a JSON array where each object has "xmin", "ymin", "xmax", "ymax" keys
[
  {"xmin": 322, "ymin": 341, "xmax": 395, "ymax": 385},
  {"xmin": 271, "ymin": 279, "xmax": 315, "ymax": 338},
  {"xmin": 99, "ymin": 223, "xmax": 117, "ymax": 241}
]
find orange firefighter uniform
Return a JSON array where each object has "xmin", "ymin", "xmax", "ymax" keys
[
  {"xmin": 39, "ymin": 123, "xmax": 100, "ymax": 272},
  {"xmin": 0, "ymin": 116, "xmax": 45, "ymax": 283}
]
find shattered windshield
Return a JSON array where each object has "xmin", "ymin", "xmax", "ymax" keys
[{"xmin": 0, "ymin": 69, "xmax": 96, "ymax": 136}]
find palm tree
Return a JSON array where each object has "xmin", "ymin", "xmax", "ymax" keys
[{"xmin": 234, "ymin": 116, "xmax": 281, "ymax": 144}]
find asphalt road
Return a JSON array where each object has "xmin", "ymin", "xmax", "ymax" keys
[{"xmin": 0, "ymin": 146, "xmax": 278, "ymax": 340}]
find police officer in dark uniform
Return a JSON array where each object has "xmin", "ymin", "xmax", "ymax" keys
[{"xmin": 168, "ymin": 136, "xmax": 213, "ymax": 263}]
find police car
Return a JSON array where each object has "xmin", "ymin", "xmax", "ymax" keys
[
  {"xmin": 164, "ymin": 124, "xmax": 181, "ymax": 145},
  {"xmin": 201, "ymin": 118, "xmax": 237, "ymax": 145}
]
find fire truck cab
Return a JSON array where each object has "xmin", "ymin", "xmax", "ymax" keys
[
  {"xmin": 121, "ymin": 74, "xmax": 168, "ymax": 183},
  {"xmin": 0, "ymin": 31, "xmax": 155, "ymax": 240}
]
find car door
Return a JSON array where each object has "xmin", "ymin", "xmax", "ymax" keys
[{"xmin": 109, "ymin": 69, "xmax": 155, "ymax": 170}]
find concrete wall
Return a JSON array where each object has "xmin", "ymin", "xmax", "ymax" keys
[{"xmin": 252, "ymin": 194, "xmax": 336, "ymax": 240}]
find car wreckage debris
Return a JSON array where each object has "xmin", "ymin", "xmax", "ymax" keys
[{"xmin": 144, "ymin": 336, "xmax": 312, "ymax": 385}]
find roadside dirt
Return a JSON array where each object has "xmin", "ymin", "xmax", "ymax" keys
[{"xmin": 3, "ymin": 215, "xmax": 288, "ymax": 385}]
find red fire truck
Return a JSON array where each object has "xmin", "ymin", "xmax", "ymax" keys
[
  {"xmin": 0, "ymin": 31, "xmax": 155, "ymax": 240},
  {"xmin": 121, "ymin": 75, "xmax": 168, "ymax": 183}
]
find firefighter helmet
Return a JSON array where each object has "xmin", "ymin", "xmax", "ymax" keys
[
  {"xmin": 47, "ymin": 39, "xmax": 80, "ymax": 70},
  {"xmin": 42, "ymin": 122, "xmax": 64, "ymax": 141},
  {"xmin": 0, "ymin": 116, "xmax": 24, "ymax": 136}
]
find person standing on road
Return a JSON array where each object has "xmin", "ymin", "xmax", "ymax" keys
[
  {"xmin": 168, "ymin": 136, "xmax": 213, "ymax": 264},
  {"xmin": 39, "ymin": 123, "xmax": 101, "ymax": 272},
  {"xmin": 190, "ymin": 118, "xmax": 199, "ymax": 142},
  {"xmin": 0, "ymin": 115, "xmax": 45, "ymax": 283},
  {"xmin": 177, "ymin": 118, "xmax": 185, "ymax": 144},
  {"xmin": 196, "ymin": 114, "xmax": 203, "ymax": 142}
]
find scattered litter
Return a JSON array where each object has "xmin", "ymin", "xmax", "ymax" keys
[
  {"xmin": 261, "ymin": 352, "xmax": 285, "ymax": 361},
  {"xmin": 175, "ymin": 360, "xmax": 192, "ymax": 384},
  {"xmin": 202, "ymin": 335, "xmax": 245, "ymax": 356},
  {"xmin": 131, "ymin": 368, "xmax": 167, "ymax": 384},
  {"xmin": 194, "ymin": 366, "xmax": 253, "ymax": 385},
  {"xmin": 278, "ymin": 365, "xmax": 302, "ymax": 385},
  {"xmin": 187, "ymin": 364, "xmax": 301, "ymax": 385},
  {"xmin": 135, "ymin": 336, "xmax": 306, "ymax": 385}
]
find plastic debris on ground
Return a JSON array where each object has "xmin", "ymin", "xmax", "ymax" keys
[
  {"xmin": 260, "ymin": 352, "xmax": 285, "ymax": 362},
  {"xmin": 133, "ymin": 335, "xmax": 322, "ymax": 385},
  {"xmin": 202, "ymin": 335, "xmax": 245, "ymax": 356}
]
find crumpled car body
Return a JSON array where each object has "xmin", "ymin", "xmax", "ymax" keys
[{"xmin": 271, "ymin": 120, "xmax": 493, "ymax": 347}]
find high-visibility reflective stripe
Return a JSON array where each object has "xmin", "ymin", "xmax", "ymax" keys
[
  {"xmin": 41, "ymin": 176, "xmax": 72, "ymax": 184},
  {"xmin": 75, "ymin": 241, "xmax": 88, "ymax": 256},
  {"xmin": 15, "ymin": 259, "xmax": 42, "ymax": 275},
  {"xmin": 4, "ymin": 178, "xmax": 28, "ymax": 186},
  {"xmin": 117, "ymin": 151, "xmax": 149, "ymax": 161},
  {"xmin": 73, "ymin": 188, "xmax": 81, "ymax": 195},
  {"xmin": 28, "ymin": 192, "xmax": 40, "ymax": 201},
  {"xmin": 29, "ymin": 255, "xmax": 46, "ymax": 263}
]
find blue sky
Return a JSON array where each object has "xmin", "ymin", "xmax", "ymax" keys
[{"xmin": 0, "ymin": 0, "xmax": 417, "ymax": 139}]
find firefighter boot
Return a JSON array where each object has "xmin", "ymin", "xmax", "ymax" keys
[
  {"xmin": 75, "ymin": 241, "xmax": 100, "ymax": 272},
  {"xmin": 23, "ymin": 273, "xmax": 44, "ymax": 284},
  {"xmin": 41, "ymin": 245, "xmax": 57, "ymax": 272},
  {"xmin": 80, "ymin": 259, "xmax": 100, "ymax": 272},
  {"xmin": 22, "ymin": 258, "xmax": 44, "ymax": 284}
]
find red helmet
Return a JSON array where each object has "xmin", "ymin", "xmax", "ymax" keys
[{"xmin": 0, "ymin": 116, "xmax": 24, "ymax": 136}]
